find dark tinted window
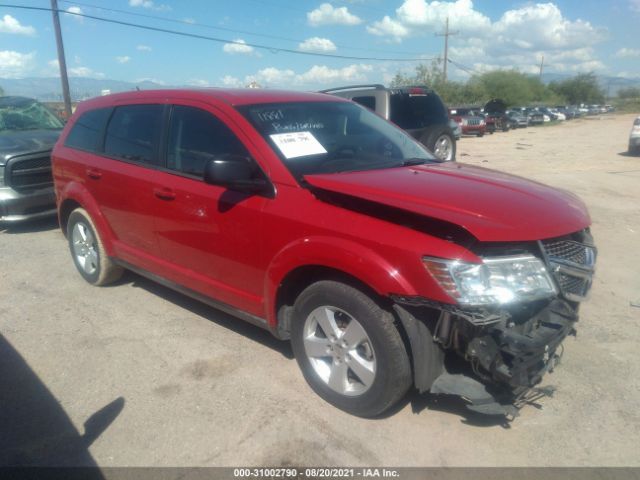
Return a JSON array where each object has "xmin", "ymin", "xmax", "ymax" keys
[
  {"xmin": 104, "ymin": 104, "xmax": 163, "ymax": 165},
  {"xmin": 352, "ymin": 96, "xmax": 376, "ymax": 111},
  {"xmin": 64, "ymin": 108, "xmax": 112, "ymax": 152},
  {"xmin": 167, "ymin": 106, "xmax": 248, "ymax": 177},
  {"xmin": 389, "ymin": 92, "xmax": 446, "ymax": 129}
]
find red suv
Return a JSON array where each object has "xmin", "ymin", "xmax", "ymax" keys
[{"xmin": 52, "ymin": 89, "xmax": 596, "ymax": 418}]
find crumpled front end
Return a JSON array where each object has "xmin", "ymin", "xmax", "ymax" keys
[{"xmin": 394, "ymin": 230, "xmax": 596, "ymax": 418}]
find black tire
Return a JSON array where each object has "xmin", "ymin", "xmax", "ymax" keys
[
  {"xmin": 477, "ymin": 132, "xmax": 484, "ymax": 137},
  {"xmin": 421, "ymin": 126, "xmax": 456, "ymax": 162},
  {"xmin": 291, "ymin": 281, "xmax": 412, "ymax": 417},
  {"xmin": 67, "ymin": 208, "xmax": 123, "ymax": 286}
]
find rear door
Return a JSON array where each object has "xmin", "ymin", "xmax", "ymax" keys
[{"xmin": 151, "ymin": 102, "xmax": 271, "ymax": 316}]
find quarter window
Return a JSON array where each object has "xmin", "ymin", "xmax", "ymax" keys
[
  {"xmin": 167, "ymin": 106, "xmax": 249, "ymax": 177},
  {"xmin": 64, "ymin": 107, "xmax": 112, "ymax": 152},
  {"xmin": 352, "ymin": 96, "xmax": 376, "ymax": 111},
  {"xmin": 104, "ymin": 104, "xmax": 163, "ymax": 165}
]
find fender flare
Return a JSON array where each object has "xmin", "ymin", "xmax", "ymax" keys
[
  {"xmin": 264, "ymin": 236, "xmax": 418, "ymax": 327},
  {"xmin": 59, "ymin": 181, "xmax": 116, "ymax": 256}
]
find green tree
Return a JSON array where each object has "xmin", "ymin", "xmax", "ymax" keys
[
  {"xmin": 548, "ymin": 73, "xmax": 605, "ymax": 105},
  {"xmin": 469, "ymin": 70, "xmax": 554, "ymax": 107}
]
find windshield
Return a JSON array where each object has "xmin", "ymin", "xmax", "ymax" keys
[
  {"xmin": 0, "ymin": 98, "xmax": 64, "ymax": 132},
  {"xmin": 238, "ymin": 101, "xmax": 437, "ymax": 178}
]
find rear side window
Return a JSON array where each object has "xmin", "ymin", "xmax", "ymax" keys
[
  {"xmin": 390, "ymin": 93, "xmax": 446, "ymax": 129},
  {"xmin": 167, "ymin": 106, "xmax": 249, "ymax": 177},
  {"xmin": 64, "ymin": 107, "xmax": 112, "ymax": 152},
  {"xmin": 104, "ymin": 104, "xmax": 163, "ymax": 165},
  {"xmin": 352, "ymin": 96, "xmax": 376, "ymax": 111}
]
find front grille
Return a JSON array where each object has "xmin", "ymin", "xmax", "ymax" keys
[
  {"xmin": 466, "ymin": 118, "xmax": 481, "ymax": 126},
  {"xmin": 6, "ymin": 153, "xmax": 53, "ymax": 191},
  {"xmin": 541, "ymin": 237, "xmax": 596, "ymax": 302}
]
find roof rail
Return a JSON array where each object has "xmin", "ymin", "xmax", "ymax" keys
[{"xmin": 319, "ymin": 84, "xmax": 386, "ymax": 93}]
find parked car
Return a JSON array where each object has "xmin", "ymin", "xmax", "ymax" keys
[
  {"xmin": 0, "ymin": 96, "xmax": 63, "ymax": 223},
  {"xmin": 322, "ymin": 85, "xmax": 456, "ymax": 161},
  {"xmin": 524, "ymin": 108, "xmax": 544, "ymax": 125},
  {"xmin": 484, "ymin": 99, "xmax": 510, "ymax": 132},
  {"xmin": 448, "ymin": 107, "xmax": 486, "ymax": 137},
  {"xmin": 448, "ymin": 118, "xmax": 461, "ymax": 140},
  {"xmin": 52, "ymin": 88, "xmax": 597, "ymax": 418},
  {"xmin": 629, "ymin": 116, "xmax": 640, "ymax": 155},
  {"xmin": 506, "ymin": 110, "xmax": 528, "ymax": 128}
]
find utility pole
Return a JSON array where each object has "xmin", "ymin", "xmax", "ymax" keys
[
  {"xmin": 539, "ymin": 55, "xmax": 544, "ymax": 81},
  {"xmin": 51, "ymin": 0, "xmax": 72, "ymax": 119},
  {"xmin": 435, "ymin": 17, "xmax": 458, "ymax": 82}
]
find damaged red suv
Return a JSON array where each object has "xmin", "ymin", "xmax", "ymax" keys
[{"xmin": 52, "ymin": 89, "xmax": 596, "ymax": 418}]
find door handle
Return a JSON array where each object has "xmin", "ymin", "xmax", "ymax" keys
[
  {"xmin": 153, "ymin": 187, "xmax": 176, "ymax": 201},
  {"xmin": 86, "ymin": 168, "xmax": 102, "ymax": 179}
]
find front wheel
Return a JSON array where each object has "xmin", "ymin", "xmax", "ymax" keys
[{"xmin": 291, "ymin": 281, "xmax": 411, "ymax": 417}]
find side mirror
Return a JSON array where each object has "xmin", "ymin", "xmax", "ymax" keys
[{"xmin": 203, "ymin": 155, "xmax": 272, "ymax": 196}]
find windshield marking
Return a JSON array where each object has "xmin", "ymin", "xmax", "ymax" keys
[{"xmin": 270, "ymin": 131, "xmax": 328, "ymax": 159}]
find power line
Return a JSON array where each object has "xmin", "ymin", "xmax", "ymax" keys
[{"xmin": 57, "ymin": 0, "xmax": 429, "ymax": 58}]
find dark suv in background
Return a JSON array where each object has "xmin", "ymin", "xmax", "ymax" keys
[
  {"xmin": 1, "ymin": 96, "xmax": 63, "ymax": 222},
  {"xmin": 321, "ymin": 85, "xmax": 456, "ymax": 161}
]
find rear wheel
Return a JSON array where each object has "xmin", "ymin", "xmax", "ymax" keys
[
  {"xmin": 291, "ymin": 281, "xmax": 411, "ymax": 417},
  {"xmin": 67, "ymin": 208, "xmax": 123, "ymax": 285},
  {"xmin": 421, "ymin": 127, "xmax": 456, "ymax": 162}
]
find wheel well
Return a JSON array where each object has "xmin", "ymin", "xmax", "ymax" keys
[
  {"xmin": 275, "ymin": 265, "xmax": 394, "ymax": 336},
  {"xmin": 59, "ymin": 199, "xmax": 82, "ymax": 237}
]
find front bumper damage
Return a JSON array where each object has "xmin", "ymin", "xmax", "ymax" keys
[
  {"xmin": 394, "ymin": 299, "xmax": 577, "ymax": 418},
  {"xmin": 392, "ymin": 232, "xmax": 596, "ymax": 418}
]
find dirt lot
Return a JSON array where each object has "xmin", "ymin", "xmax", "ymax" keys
[{"xmin": 1, "ymin": 113, "xmax": 639, "ymax": 467}]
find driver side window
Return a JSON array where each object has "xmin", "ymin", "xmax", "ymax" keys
[{"xmin": 167, "ymin": 106, "xmax": 249, "ymax": 177}]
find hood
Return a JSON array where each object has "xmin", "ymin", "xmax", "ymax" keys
[
  {"xmin": 484, "ymin": 99, "xmax": 507, "ymax": 114},
  {"xmin": 305, "ymin": 163, "xmax": 591, "ymax": 242},
  {"xmin": 0, "ymin": 129, "xmax": 61, "ymax": 165}
]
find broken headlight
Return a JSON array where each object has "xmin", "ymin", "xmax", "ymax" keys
[{"xmin": 423, "ymin": 255, "xmax": 557, "ymax": 306}]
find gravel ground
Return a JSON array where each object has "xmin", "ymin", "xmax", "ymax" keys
[{"xmin": 1, "ymin": 113, "xmax": 639, "ymax": 467}]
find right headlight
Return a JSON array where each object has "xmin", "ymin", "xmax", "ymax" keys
[{"xmin": 423, "ymin": 255, "xmax": 557, "ymax": 306}]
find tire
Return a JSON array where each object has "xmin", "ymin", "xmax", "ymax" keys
[
  {"xmin": 67, "ymin": 208, "xmax": 123, "ymax": 286},
  {"xmin": 477, "ymin": 132, "xmax": 484, "ymax": 137},
  {"xmin": 291, "ymin": 281, "xmax": 412, "ymax": 417},
  {"xmin": 421, "ymin": 127, "xmax": 456, "ymax": 162}
]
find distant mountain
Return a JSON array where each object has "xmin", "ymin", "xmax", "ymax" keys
[
  {"xmin": 541, "ymin": 73, "xmax": 640, "ymax": 96},
  {"xmin": 0, "ymin": 77, "xmax": 167, "ymax": 101}
]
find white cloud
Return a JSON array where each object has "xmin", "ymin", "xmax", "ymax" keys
[
  {"xmin": 0, "ymin": 50, "xmax": 35, "ymax": 78},
  {"xmin": 0, "ymin": 15, "xmax": 36, "ymax": 36},
  {"xmin": 116, "ymin": 56, "xmax": 131, "ymax": 64},
  {"xmin": 298, "ymin": 37, "xmax": 337, "ymax": 52},
  {"xmin": 65, "ymin": 6, "xmax": 84, "ymax": 22},
  {"xmin": 367, "ymin": 1, "xmax": 609, "ymax": 76},
  {"xmin": 307, "ymin": 3, "xmax": 362, "ymax": 26},
  {"xmin": 367, "ymin": 16, "xmax": 410, "ymax": 42},
  {"xmin": 221, "ymin": 75, "xmax": 242, "ymax": 87},
  {"xmin": 48, "ymin": 58, "xmax": 104, "ymax": 78},
  {"xmin": 239, "ymin": 64, "xmax": 373, "ymax": 88},
  {"xmin": 128, "ymin": 0, "xmax": 170, "ymax": 11},
  {"xmin": 136, "ymin": 45, "xmax": 152, "ymax": 52},
  {"xmin": 223, "ymin": 39, "xmax": 255, "ymax": 55},
  {"xmin": 396, "ymin": 0, "xmax": 490, "ymax": 33},
  {"xmin": 616, "ymin": 48, "xmax": 640, "ymax": 58},
  {"xmin": 187, "ymin": 78, "xmax": 211, "ymax": 87}
]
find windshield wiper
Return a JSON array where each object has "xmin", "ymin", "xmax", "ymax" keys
[{"xmin": 401, "ymin": 158, "xmax": 428, "ymax": 166}]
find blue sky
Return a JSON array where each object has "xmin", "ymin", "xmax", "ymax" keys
[{"xmin": 1, "ymin": 0, "xmax": 640, "ymax": 90}]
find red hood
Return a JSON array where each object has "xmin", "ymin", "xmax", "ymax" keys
[{"xmin": 305, "ymin": 163, "xmax": 591, "ymax": 242}]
